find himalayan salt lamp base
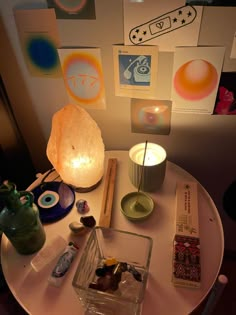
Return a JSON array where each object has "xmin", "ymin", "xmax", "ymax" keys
[{"xmin": 68, "ymin": 177, "xmax": 103, "ymax": 193}]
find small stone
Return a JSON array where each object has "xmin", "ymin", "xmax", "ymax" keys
[
  {"xmin": 95, "ymin": 267, "xmax": 107, "ymax": 277},
  {"xmin": 97, "ymin": 274, "xmax": 112, "ymax": 291},
  {"xmin": 69, "ymin": 221, "xmax": 87, "ymax": 234},
  {"xmin": 128, "ymin": 265, "xmax": 142, "ymax": 282},
  {"xmin": 113, "ymin": 262, "xmax": 128, "ymax": 274},
  {"xmin": 104, "ymin": 257, "xmax": 118, "ymax": 267},
  {"xmin": 119, "ymin": 272, "xmax": 141, "ymax": 299},
  {"xmin": 80, "ymin": 215, "xmax": 96, "ymax": 228},
  {"xmin": 110, "ymin": 274, "xmax": 121, "ymax": 291}
]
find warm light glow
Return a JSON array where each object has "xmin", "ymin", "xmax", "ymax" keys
[
  {"xmin": 130, "ymin": 142, "xmax": 166, "ymax": 166},
  {"xmin": 136, "ymin": 149, "xmax": 162, "ymax": 166},
  {"xmin": 143, "ymin": 105, "xmax": 168, "ymax": 114},
  {"xmin": 70, "ymin": 156, "xmax": 93, "ymax": 169},
  {"xmin": 46, "ymin": 104, "xmax": 105, "ymax": 189}
]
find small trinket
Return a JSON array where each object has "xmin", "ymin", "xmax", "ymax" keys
[
  {"xmin": 128, "ymin": 264, "xmax": 142, "ymax": 282},
  {"xmin": 95, "ymin": 267, "xmax": 107, "ymax": 277},
  {"xmin": 104, "ymin": 257, "xmax": 118, "ymax": 267},
  {"xmin": 76, "ymin": 199, "xmax": 90, "ymax": 214},
  {"xmin": 48, "ymin": 242, "xmax": 79, "ymax": 287},
  {"xmin": 110, "ymin": 273, "xmax": 121, "ymax": 291},
  {"xmin": 80, "ymin": 215, "xmax": 96, "ymax": 228},
  {"xmin": 113, "ymin": 262, "xmax": 128, "ymax": 274},
  {"xmin": 89, "ymin": 258, "xmax": 139, "ymax": 294},
  {"xmin": 97, "ymin": 274, "xmax": 113, "ymax": 291}
]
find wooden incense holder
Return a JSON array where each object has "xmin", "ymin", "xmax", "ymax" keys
[{"xmin": 99, "ymin": 158, "xmax": 117, "ymax": 228}]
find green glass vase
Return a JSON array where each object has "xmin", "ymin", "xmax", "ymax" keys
[{"xmin": 0, "ymin": 181, "xmax": 46, "ymax": 255}]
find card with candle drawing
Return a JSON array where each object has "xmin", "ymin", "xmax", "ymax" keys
[
  {"xmin": 131, "ymin": 99, "xmax": 172, "ymax": 135},
  {"xmin": 113, "ymin": 45, "xmax": 159, "ymax": 99}
]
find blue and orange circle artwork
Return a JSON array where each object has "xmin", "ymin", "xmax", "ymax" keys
[
  {"xmin": 54, "ymin": 0, "xmax": 87, "ymax": 13},
  {"xmin": 26, "ymin": 36, "xmax": 59, "ymax": 72},
  {"xmin": 62, "ymin": 53, "xmax": 104, "ymax": 104}
]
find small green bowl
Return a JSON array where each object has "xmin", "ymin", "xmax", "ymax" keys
[{"xmin": 120, "ymin": 192, "xmax": 154, "ymax": 221}]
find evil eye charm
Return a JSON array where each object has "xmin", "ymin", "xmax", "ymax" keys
[
  {"xmin": 37, "ymin": 190, "xmax": 59, "ymax": 209},
  {"xmin": 31, "ymin": 181, "xmax": 75, "ymax": 223}
]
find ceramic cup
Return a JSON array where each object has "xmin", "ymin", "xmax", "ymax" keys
[{"xmin": 128, "ymin": 142, "xmax": 167, "ymax": 192}]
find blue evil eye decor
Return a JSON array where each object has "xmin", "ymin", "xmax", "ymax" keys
[
  {"xmin": 31, "ymin": 181, "xmax": 75, "ymax": 223},
  {"xmin": 38, "ymin": 190, "xmax": 60, "ymax": 209}
]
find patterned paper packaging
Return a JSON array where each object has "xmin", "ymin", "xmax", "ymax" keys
[{"xmin": 172, "ymin": 181, "xmax": 201, "ymax": 289}]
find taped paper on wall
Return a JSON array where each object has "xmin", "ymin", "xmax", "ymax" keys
[
  {"xmin": 171, "ymin": 46, "xmax": 225, "ymax": 114},
  {"xmin": 124, "ymin": 0, "xmax": 203, "ymax": 51},
  {"xmin": 47, "ymin": 0, "xmax": 96, "ymax": 20},
  {"xmin": 14, "ymin": 9, "xmax": 61, "ymax": 77},
  {"xmin": 113, "ymin": 45, "xmax": 159, "ymax": 99},
  {"xmin": 58, "ymin": 48, "xmax": 106, "ymax": 109}
]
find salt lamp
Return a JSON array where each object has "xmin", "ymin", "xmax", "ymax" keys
[{"xmin": 46, "ymin": 104, "xmax": 105, "ymax": 191}]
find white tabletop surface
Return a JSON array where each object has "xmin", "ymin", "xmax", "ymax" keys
[{"xmin": 1, "ymin": 151, "xmax": 224, "ymax": 315}]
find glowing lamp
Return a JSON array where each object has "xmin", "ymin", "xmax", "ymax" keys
[{"xmin": 46, "ymin": 104, "xmax": 105, "ymax": 191}]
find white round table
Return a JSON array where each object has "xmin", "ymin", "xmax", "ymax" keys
[{"xmin": 1, "ymin": 151, "xmax": 224, "ymax": 315}]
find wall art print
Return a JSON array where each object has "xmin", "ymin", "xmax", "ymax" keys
[
  {"xmin": 47, "ymin": 0, "xmax": 96, "ymax": 19},
  {"xmin": 171, "ymin": 46, "xmax": 225, "ymax": 114},
  {"xmin": 124, "ymin": 0, "xmax": 203, "ymax": 51},
  {"xmin": 113, "ymin": 45, "xmax": 159, "ymax": 99},
  {"xmin": 14, "ymin": 9, "xmax": 61, "ymax": 77},
  {"xmin": 213, "ymin": 72, "xmax": 236, "ymax": 115},
  {"xmin": 131, "ymin": 98, "xmax": 172, "ymax": 135},
  {"xmin": 58, "ymin": 48, "xmax": 106, "ymax": 109}
]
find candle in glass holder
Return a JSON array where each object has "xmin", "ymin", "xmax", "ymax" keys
[{"xmin": 128, "ymin": 142, "xmax": 167, "ymax": 192}]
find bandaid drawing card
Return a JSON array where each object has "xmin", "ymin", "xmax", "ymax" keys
[
  {"xmin": 113, "ymin": 45, "xmax": 159, "ymax": 99},
  {"xmin": 131, "ymin": 99, "xmax": 172, "ymax": 135},
  {"xmin": 58, "ymin": 48, "xmax": 106, "ymax": 109},
  {"xmin": 124, "ymin": 0, "xmax": 203, "ymax": 51},
  {"xmin": 172, "ymin": 46, "xmax": 225, "ymax": 114},
  {"xmin": 14, "ymin": 9, "xmax": 61, "ymax": 77}
]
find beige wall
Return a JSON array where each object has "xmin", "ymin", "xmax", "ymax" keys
[{"xmin": 0, "ymin": 16, "xmax": 50, "ymax": 171}]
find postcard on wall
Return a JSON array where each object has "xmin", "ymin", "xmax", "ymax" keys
[
  {"xmin": 47, "ymin": 0, "xmax": 96, "ymax": 20},
  {"xmin": 123, "ymin": 0, "xmax": 203, "ymax": 51},
  {"xmin": 58, "ymin": 48, "xmax": 106, "ymax": 109},
  {"xmin": 14, "ymin": 9, "xmax": 61, "ymax": 77},
  {"xmin": 131, "ymin": 99, "xmax": 172, "ymax": 135},
  {"xmin": 213, "ymin": 72, "xmax": 236, "ymax": 115},
  {"xmin": 187, "ymin": 0, "xmax": 236, "ymax": 6},
  {"xmin": 171, "ymin": 46, "xmax": 225, "ymax": 114},
  {"xmin": 113, "ymin": 45, "xmax": 159, "ymax": 99}
]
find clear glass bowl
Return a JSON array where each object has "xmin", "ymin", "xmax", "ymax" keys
[{"xmin": 72, "ymin": 226, "xmax": 153, "ymax": 315}]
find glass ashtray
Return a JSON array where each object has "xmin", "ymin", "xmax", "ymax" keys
[{"xmin": 72, "ymin": 226, "xmax": 153, "ymax": 315}]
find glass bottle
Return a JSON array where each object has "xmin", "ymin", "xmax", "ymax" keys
[{"xmin": 0, "ymin": 181, "xmax": 46, "ymax": 255}]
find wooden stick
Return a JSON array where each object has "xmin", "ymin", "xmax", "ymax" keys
[{"xmin": 99, "ymin": 158, "xmax": 117, "ymax": 228}]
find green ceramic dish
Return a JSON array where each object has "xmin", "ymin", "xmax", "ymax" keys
[{"xmin": 120, "ymin": 192, "xmax": 154, "ymax": 221}]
